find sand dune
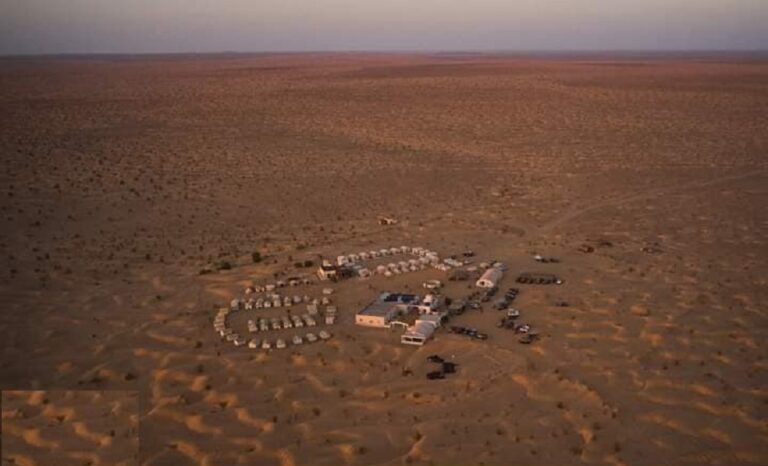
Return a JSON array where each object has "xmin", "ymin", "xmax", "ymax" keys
[{"xmin": 1, "ymin": 390, "xmax": 139, "ymax": 466}]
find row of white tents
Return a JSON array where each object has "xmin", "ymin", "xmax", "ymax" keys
[
  {"xmin": 234, "ymin": 294, "xmax": 332, "ymax": 311},
  {"xmin": 214, "ymin": 307, "xmax": 249, "ymax": 347},
  {"xmin": 334, "ymin": 245, "xmax": 444, "ymax": 278},
  {"xmin": 370, "ymin": 257, "xmax": 435, "ymax": 276},
  {"xmin": 247, "ymin": 330, "xmax": 332, "ymax": 350},
  {"xmin": 245, "ymin": 276, "xmax": 315, "ymax": 295},
  {"xmin": 214, "ymin": 305, "xmax": 335, "ymax": 350},
  {"xmin": 336, "ymin": 246, "xmax": 440, "ymax": 267}
]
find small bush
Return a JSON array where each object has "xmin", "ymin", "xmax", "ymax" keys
[{"xmin": 251, "ymin": 251, "xmax": 262, "ymax": 263}]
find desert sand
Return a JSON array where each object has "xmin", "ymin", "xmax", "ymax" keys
[
  {"xmin": 2, "ymin": 390, "xmax": 139, "ymax": 466},
  {"xmin": 1, "ymin": 53, "xmax": 766, "ymax": 466}
]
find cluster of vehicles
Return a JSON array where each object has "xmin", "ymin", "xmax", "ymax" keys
[
  {"xmin": 443, "ymin": 279, "xmax": 545, "ymax": 345},
  {"xmin": 492, "ymin": 287, "xmax": 520, "ymax": 310},
  {"xmin": 449, "ymin": 325, "xmax": 489, "ymax": 340},
  {"xmin": 497, "ymin": 308, "xmax": 539, "ymax": 344},
  {"xmin": 425, "ymin": 354, "xmax": 458, "ymax": 380},
  {"xmin": 516, "ymin": 272, "xmax": 563, "ymax": 285}
]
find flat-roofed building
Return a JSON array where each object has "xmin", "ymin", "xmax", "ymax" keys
[{"xmin": 355, "ymin": 292, "xmax": 420, "ymax": 328}]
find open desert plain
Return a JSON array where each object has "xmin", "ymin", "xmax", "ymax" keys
[{"xmin": 1, "ymin": 53, "xmax": 767, "ymax": 466}]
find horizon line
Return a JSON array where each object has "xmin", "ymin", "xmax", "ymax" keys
[{"xmin": 2, "ymin": 48, "xmax": 768, "ymax": 60}]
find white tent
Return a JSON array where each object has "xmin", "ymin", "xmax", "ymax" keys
[{"xmin": 476, "ymin": 267, "xmax": 503, "ymax": 288}]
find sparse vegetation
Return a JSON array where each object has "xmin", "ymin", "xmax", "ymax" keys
[{"xmin": 218, "ymin": 261, "xmax": 232, "ymax": 270}]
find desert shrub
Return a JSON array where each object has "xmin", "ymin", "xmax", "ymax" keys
[
  {"xmin": 251, "ymin": 251, "xmax": 262, "ymax": 263},
  {"xmin": 218, "ymin": 261, "xmax": 232, "ymax": 270},
  {"xmin": 570, "ymin": 446, "xmax": 583, "ymax": 455}
]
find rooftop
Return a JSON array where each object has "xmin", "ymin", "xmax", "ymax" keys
[
  {"xmin": 381, "ymin": 292, "xmax": 419, "ymax": 304},
  {"xmin": 358, "ymin": 292, "xmax": 421, "ymax": 317}
]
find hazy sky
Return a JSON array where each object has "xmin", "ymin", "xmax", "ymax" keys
[{"xmin": 1, "ymin": 0, "xmax": 767, "ymax": 54}]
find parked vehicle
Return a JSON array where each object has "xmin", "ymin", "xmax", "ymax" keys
[
  {"xmin": 514, "ymin": 324, "xmax": 532, "ymax": 334},
  {"xmin": 423, "ymin": 279, "xmax": 442, "ymax": 290}
]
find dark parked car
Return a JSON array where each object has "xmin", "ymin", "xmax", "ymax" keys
[
  {"xmin": 427, "ymin": 371, "xmax": 445, "ymax": 380},
  {"xmin": 498, "ymin": 317, "xmax": 517, "ymax": 328},
  {"xmin": 442, "ymin": 362, "xmax": 457, "ymax": 373},
  {"xmin": 449, "ymin": 325, "xmax": 487, "ymax": 341},
  {"xmin": 514, "ymin": 324, "xmax": 532, "ymax": 334},
  {"xmin": 493, "ymin": 298, "xmax": 510, "ymax": 310},
  {"xmin": 427, "ymin": 355, "xmax": 445, "ymax": 364},
  {"xmin": 448, "ymin": 300, "xmax": 466, "ymax": 315}
]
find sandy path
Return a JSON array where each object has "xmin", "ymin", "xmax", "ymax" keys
[{"xmin": 537, "ymin": 168, "xmax": 767, "ymax": 234}]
